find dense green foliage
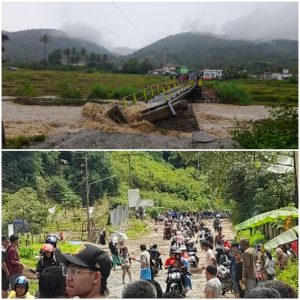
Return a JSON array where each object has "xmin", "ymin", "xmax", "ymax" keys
[
  {"xmin": 235, "ymin": 229, "xmax": 267, "ymax": 246},
  {"xmin": 2, "ymin": 188, "xmax": 48, "ymax": 233},
  {"xmin": 276, "ymin": 260, "xmax": 298, "ymax": 293},
  {"xmin": 122, "ymin": 58, "xmax": 153, "ymax": 74},
  {"xmin": 204, "ymin": 79, "xmax": 298, "ymax": 105},
  {"xmin": 205, "ymin": 81, "xmax": 252, "ymax": 104},
  {"xmin": 2, "ymin": 151, "xmax": 296, "ymax": 233},
  {"xmin": 232, "ymin": 104, "xmax": 298, "ymax": 149},
  {"xmin": 224, "ymin": 159, "xmax": 295, "ymax": 224}
]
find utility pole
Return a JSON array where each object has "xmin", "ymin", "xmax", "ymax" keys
[
  {"xmin": 293, "ymin": 151, "xmax": 298, "ymax": 208},
  {"xmin": 128, "ymin": 153, "xmax": 132, "ymax": 188},
  {"xmin": 85, "ymin": 153, "xmax": 90, "ymax": 241}
]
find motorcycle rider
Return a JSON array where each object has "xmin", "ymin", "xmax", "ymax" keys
[
  {"xmin": 36, "ymin": 244, "xmax": 58, "ymax": 278},
  {"xmin": 8, "ymin": 276, "xmax": 34, "ymax": 299},
  {"xmin": 186, "ymin": 240, "xmax": 199, "ymax": 266},
  {"xmin": 213, "ymin": 218, "xmax": 221, "ymax": 232},
  {"xmin": 165, "ymin": 250, "xmax": 187, "ymax": 295}
]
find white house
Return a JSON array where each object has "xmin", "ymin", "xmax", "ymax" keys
[
  {"xmin": 262, "ymin": 69, "xmax": 293, "ymax": 80},
  {"xmin": 203, "ymin": 69, "xmax": 223, "ymax": 80}
]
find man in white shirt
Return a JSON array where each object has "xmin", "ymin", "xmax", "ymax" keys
[
  {"xmin": 204, "ymin": 265, "xmax": 222, "ymax": 298},
  {"xmin": 132, "ymin": 244, "xmax": 151, "ymax": 280},
  {"xmin": 201, "ymin": 240, "xmax": 217, "ymax": 271}
]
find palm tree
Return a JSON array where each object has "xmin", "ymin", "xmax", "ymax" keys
[
  {"xmin": 63, "ymin": 48, "xmax": 71, "ymax": 68},
  {"xmin": 80, "ymin": 48, "xmax": 87, "ymax": 65},
  {"xmin": 2, "ymin": 32, "xmax": 9, "ymax": 63},
  {"xmin": 40, "ymin": 34, "xmax": 49, "ymax": 65}
]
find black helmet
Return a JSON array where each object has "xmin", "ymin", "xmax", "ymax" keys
[
  {"xmin": 14, "ymin": 276, "xmax": 29, "ymax": 294},
  {"xmin": 46, "ymin": 235, "xmax": 57, "ymax": 248}
]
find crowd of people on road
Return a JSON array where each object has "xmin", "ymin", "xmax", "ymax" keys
[{"xmin": 1, "ymin": 210, "xmax": 298, "ymax": 298}]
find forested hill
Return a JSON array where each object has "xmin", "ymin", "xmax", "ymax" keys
[
  {"xmin": 129, "ymin": 32, "xmax": 298, "ymax": 72},
  {"xmin": 2, "ymin": 152, "xmax": 296, "ymax": 228},
  {"xmin": 3, "ymin": 29, "xmax": 114, "ymax": 63}
]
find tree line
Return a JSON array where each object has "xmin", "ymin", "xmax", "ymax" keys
[{"xmin": 2, "ymin": 151, "xmax": 296, "ymax": 233}]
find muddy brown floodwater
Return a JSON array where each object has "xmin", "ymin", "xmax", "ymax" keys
[
  {"xmin": 192, "ymin": 103, "xmax": 270, "ymax": 138},
  {"xmin": 2, "ymin": 101, "xmax": 270, "ymax": 145}
]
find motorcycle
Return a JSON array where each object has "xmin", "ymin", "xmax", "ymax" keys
[
  {"xmin": 166, "ymin": 268, "xmax": 185, "ymax": 296},
  {"xmin": 188, "ymin": 251, "xmax": 198, "ymax": 268},
  {"xmin": 217, "ymin": 263, "xmax": 233, "ymax": 295},
  {"xmin": 164, "ymin": 228, "xmax": 172, "ymax": 240}
]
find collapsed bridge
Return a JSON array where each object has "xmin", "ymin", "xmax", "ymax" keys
[{"xmin": 119, "ymin": 79, "xmax": 197, "ymax": 122}]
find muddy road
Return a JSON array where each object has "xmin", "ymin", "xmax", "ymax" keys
[{"xmin": 100, "ymin": 218, "xmax": 235, "ymax": 298}]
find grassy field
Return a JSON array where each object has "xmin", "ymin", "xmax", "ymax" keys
[
  {"xmin": 234, "ymin": 79, "xmax": 298, "ymax": 105},
  {"xmin": 3, "ymin": 69, "xmax": 298, "ymax": 105},
  {"xmin": 204, "ymin": 79, "xmax": 298, "ymax": 105},
  {"xmin": 2, "ymin": 68, "xmax": 166, "ymax": 98}
]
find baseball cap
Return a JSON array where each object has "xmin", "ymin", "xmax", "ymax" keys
[{"xmin": 56, "ymin": 244, "xmax": 111, "ymax": 280}]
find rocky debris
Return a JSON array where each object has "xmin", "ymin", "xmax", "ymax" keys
[
  {"xmin": 201, "ymin": 88, "xmax": 220, "ymax": 103},
  {"xmin": 108, "ymin": 104, "xmax": 129, "ymax": 124},
  {"xmin": 192, "ymin": 131, "xmax": 217, "ymax": 143},
  {"xmin": 153, "ymin": 105, "xmax": 200, "ymax": 133},
  {"xmin": 29, "ymin": 129, "xmax": 234, "ymax": 149}
]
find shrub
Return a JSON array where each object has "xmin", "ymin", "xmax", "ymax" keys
[
  {"xmin": 215, "ymin": 82, "xmax": 252, "ymax": 104},
  {"xmin": 16, "ymin": 81, "xmax": 39, "ymax": 97},
  {"xmin": 126, "ymin": 219, "xmax": 149, "ymax": 239},
  {"xmin": 88, "ymin": 83, "xmax": 109, "ymax": 99},
  {"xmin": 5, "ymin": 135, "xmax": 46, "ymax": 149},
  {"xmin": 111, "ymin": 86, "xmax": 139, "ymax": 99},
  {"xmin": 276, "ymin": 260, "xmax": 298, "ymax": 294},
  {"xmin": 232, "ymin": 103, "xmax": 298, "ymax": 149},
  {"xmin": 58, "ymin": 80, "xmax": 82, "ymax": 99}
]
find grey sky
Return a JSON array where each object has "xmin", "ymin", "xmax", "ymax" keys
[{"xmin": 2, "ymin": 1, "xmax": 298, "ymax": 49}]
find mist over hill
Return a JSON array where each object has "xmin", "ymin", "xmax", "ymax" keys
[
  {"xmin": 3, "ymin": 29, "xmax": 114, "ymax": 63},
  {"xmin": 129, "ymin": 32, "xmax": 298, "ymax": 72},
  {"xmin": 3, "ymin": 29, "xmax": 298, "ymax": 73}
]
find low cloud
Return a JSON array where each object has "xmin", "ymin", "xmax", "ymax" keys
[
  {"xmin": 60, "ymin": 22, "xmax": 112, "ymax": 47},
  {"xmin": 221, "ymin": 4, "xmax": 298, "ymax": 41}
]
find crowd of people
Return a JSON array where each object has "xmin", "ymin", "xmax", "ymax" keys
[{"xmin": 1, "ymin": 210, "xmax": 298, "ymax": 298}]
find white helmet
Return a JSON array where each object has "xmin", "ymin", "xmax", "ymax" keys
[{"xmin": 180, "ymin": 245, "xmax": 187, "ymax": 251}]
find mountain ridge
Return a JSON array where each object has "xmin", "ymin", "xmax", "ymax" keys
[{"xmin": 3, "ymin": 29, "xmax": 298, "ymax": 73}]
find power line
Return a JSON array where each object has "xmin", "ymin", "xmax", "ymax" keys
[{"xmin": 112, "ymin": 2, "xmax": 150, "ymax": 44}]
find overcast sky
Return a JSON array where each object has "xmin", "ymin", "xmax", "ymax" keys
[{"xmin": 2, "ymin": 1, "xmax": 298, "ymax": 49}]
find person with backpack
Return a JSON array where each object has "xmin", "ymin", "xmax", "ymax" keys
[{"xmin": 36, "ymin": 244, "xmax": 58, "ymax": 278}]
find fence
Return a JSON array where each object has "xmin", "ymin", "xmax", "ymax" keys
[{"xmin": 121, "ymin": 79, "xmax": 196, "ymax": 107}]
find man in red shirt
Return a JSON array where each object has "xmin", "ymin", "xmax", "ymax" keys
[
  {"xmin": 164, "ymin": 252, "xmax": 175, "ymax": 269},
  {"xmin": 6, "ymin": 235, "xmax": 23, "ymax": 288}
]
